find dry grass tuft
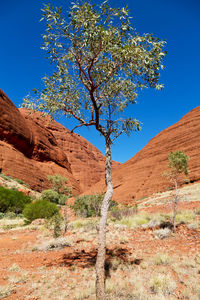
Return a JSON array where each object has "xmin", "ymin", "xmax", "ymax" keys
[{"xmin": 150, "ymin": 273, "xmax": 176, "ymax": 295}]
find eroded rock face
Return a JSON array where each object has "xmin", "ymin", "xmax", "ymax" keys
[
  {"xmin": 0, "ymin": 89, "xmax": 119, "ymax": 193},
  {"xmin": 0, "ymin": 89, "xmax": 71, "ymax": 171},
  {"xmin": 0, "ymin": 89, "xmax": 79, "ymax": 193},
  {"xmin": 85, "ymin": 106, "xmax": 200, "ymax": 204},
  {"xmin": 0, "ymin": 89, "xmax": 33, "ymax": 157},
  {"xmin": 0, "ymin": 140, "xmax": 80, "ymax": 194},
  {"xmin": 20, "ymin": 108, "xmax": 120, "ymax": 191}
]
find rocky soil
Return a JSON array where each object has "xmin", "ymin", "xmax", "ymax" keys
[{"xmin": 0, "ymin": 183, "xmax": 199, "ymax": 300}]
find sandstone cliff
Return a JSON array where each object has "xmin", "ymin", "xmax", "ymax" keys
[
  {"xmin": 85, "ymin": 106, "xmax": 200, "ymax": 204},
  {"xmin": 0, "ymin": 89, "xmax": 119, "ymax": 193},
  {"xmin": 20, "ymin": 108, "xmax": 120, "ymax": 191}
]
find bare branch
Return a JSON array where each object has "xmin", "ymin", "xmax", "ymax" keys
[
  {"xmin": 71, "ymin": 121, "xmax": 95, "ymax": 133},
  {"xmin": 64, "ymin": 107, "xmax": 87, "ymax": 124},
  {"xmin": 111, "ymin": 130, "xmax": 125, "ymax": 143}
]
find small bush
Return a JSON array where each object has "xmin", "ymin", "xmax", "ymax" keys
[
  {"xmin": 0, "ymin": 186, "xmax": 31, "ymax": 214},
  {"xmin": 187, "ymin": 222, "xmax": 200, "ymax": 230},
  {"xmin": 15, "ymin": 178, "xmax": 24, "ymax": 185},
  {"xmin": 153, "ymin": 253, "xmax": 171, "ymax": 265},
  {"xmin": 23, "ymin": 200, "xmax": 59, "ymax": 224},
  {"xmin": 110, "ymin": 204, "xmax": 138, "ymax": 220},
  {"xmin": 0, "ymin": 212, "xmax": 5, "ymax": 219},
  {"xmin": 69, "ymin": 218, "xmax": 98, "ymax": 230},
  {"xmin": 0, "ymin": 284, "xmax": 14, "ymax": 298},
  {"xmin": 46, "ymin": 213, "xmax": 63, "ymax": 238},
  {"xmin": 154, "ymin": 228, "xmax": 172, "ymax": 239},
  {"xmin": 0, "ymin": 173, "xmax": 12, "ymax": 181},
  {"xmin": 195, "ymin": 254, "xmax": 200, "ymax": 265},
  {"xmin": 109, "ymin": 258, "xmax": 122, "ymax": 270},
  {"xmin": 175, "ymin": 210, "xmax": 195, "ymax": 224},
  {"xmin": 42, "ymin": 189, "xmax": 68, "ymax": 205},
  {"xmin": 38, "ymin": 237, "xmax": 71, "ymax": 251},
  {"xmin": 42, "ymin": 189, "xmax": 60, "ymax": 203},
  {"xmin": 142, "ymin": 213, "xmax": 166, "ymax": 229},
  {"xmin": 72, "ymin": 194, "xmax": 118, "ymax": 218},
  {"xmin": 4, "ymin": 212, "xmax": 16, "ymax": 219},
  {"xmin": 118, "ymin": 212, "xmax": 150, "ymax": 229},
  {"xmin": 195, "ymin": 208, "xmax": 200, "ymax": 215},
  {"xmin": 150, "ymin": 273, "xmax": 176, "ymax": 295}
]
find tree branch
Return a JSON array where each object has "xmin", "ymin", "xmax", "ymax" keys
[
  {"xmin": 94, "ymin": 60, "xmax": 124, "ymax": 90},
  {"xmin": 64, "ymin": 107, "xmax": 87, "ymax": 124},
  {"xmin": 111, "ymin": 130, "xmax": 125, "ymax": 143},
  {"xmin": 87, "ymin": 38, "xmax": 102, "ymax": 87},
  {"xmin": 72, "ymin": 39, "xmax": 91, "ymax": 91},
  {"xmin": 71, "ymin": 121, "xmax": 96, "ymax": 133},
  {"xmin": 89, "ymin": 91, "xmax": 106, "ymax": 136}
]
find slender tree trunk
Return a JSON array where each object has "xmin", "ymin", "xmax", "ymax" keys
[
  {"xmin": 172, "ymin": 178, "xmax": 178, "ymax": 233},
  {"xmin": 96, "ymin": 136, "xmax": 113, "ymax": 300}
]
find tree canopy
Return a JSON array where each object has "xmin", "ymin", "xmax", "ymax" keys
[
  {"xmin": 24, "ymin": 1, "xmax": 166, "ymax": 141},
  {"xmin": 168, "ymin": 150, "xmax": 189, "ymax": 177}
]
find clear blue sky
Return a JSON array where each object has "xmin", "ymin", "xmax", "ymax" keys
[{"xmin": 1, "ymin": 0, "xmax": 200, "ymax": 163}]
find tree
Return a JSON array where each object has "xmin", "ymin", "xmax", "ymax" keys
[
  {"xmin": 42, "ymin": 174, "xmax": 72, "ymax": 205},
  {"xmin": 72, "ymin": 193, "xmax": 117, "ymax": 217},
  {"xmin": 23, "ymin": 1, "xmax": 166, "ymax": 298},
  {"xmin": 167, "ymin": 150, "xmax": 189, "ymax": 232},
  {"xmin": 47, "ymin": 174, "xmax": 71, "ymax": 196}
]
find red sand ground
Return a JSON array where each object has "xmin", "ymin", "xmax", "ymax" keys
[{"xmin": 0, "ymin": 200, "xmax": 199, "ymax": 299}]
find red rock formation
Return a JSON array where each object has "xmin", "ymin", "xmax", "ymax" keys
[
  {"xmin": 0, "ymin": 89, "xmax": 71, "ymax": 170},
  {"xmin": 0, "ymin": 89, "xmax": 119, "ymax": 193},
  {"xmin": 0, "ymin": 89, "xmax": 79, "ymax": 193},
  {"xmin": 85, "ymin": 106, "xmax": 200, "ymax": 204},
  {"xmin": 20, "ymin": 108, "xmax": 120, "ymax": 191},
  {"xmin": 0, "ymin": 90, "xmax": 33, "ymax": 156}
]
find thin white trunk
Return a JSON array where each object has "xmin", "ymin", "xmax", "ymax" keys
[{"xmin": 96, "ymin": 137, "xmax": 113, "ymax": 300}]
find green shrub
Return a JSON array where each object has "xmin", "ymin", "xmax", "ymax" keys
[
  {"xmin": 42, "ymin": 189, "xmax": 60, "ymax": 203},
  {"xmin": 46, "ymin": 175, "xmax": 72, "ymax": 199},
  {"xmin": 110, "ymin": 204, "xmax": 138, "ymax": 220},
  {"xmin": 4, "ymin": 212, "xmax": 16, "ymax": 219},
  {"xmin": 46, "ymin": 213, "xmax": 63, "ymax": 238},
  {"xmin": 0, "ymin": 212, "xmax": 5, "ymax": 219},
  {"xmin": 0, "ymin": 173, "xmax": 12, "ymax": 181},
  {"xmin": 0, "ymin": 186, "xmax": 31, "ymax": 214},
  {"xmin": 42, "ymin": 173, "xmax": 72, "ymax": 206},
  {"xmin": 15, "ymin": 178, "xmax": 24, "ymax": 185},
  {"xmin": 41, "ymin": 189, "xmax": 67, "ymax": 205},
  {"xmin": 175, "ymin": 210, "xmax": 195, "ymax": 224},
  {"xmin": 117, "ymin": 212, "xmax": 150, "ymax": 229},
  {"xmin": 72, "ymin": 194, "xmax": 118, "ymax": 218},
  {"xmin": 23, "ymin": 200, "xmax": 59, "ymax": 224},
  {"xmin": 11, "ymin": 187, "xmax": 18, "ymax": 191}
]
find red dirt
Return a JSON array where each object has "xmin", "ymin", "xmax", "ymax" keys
[
  {"xmin": 142, "ymin": 200, "xmax": 200, "ymax": 214},
  {"xmin": 0, "ymin": 205, "xmax": 199, "ymax": 299}
]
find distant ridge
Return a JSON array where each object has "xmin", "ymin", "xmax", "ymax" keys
[{"xmin": 85, "ymin": 106, "xmax": 200, "ymax": 204}]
